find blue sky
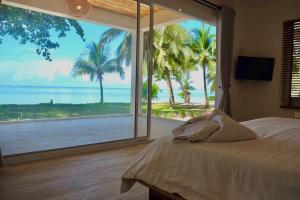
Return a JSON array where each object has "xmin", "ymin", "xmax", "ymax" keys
[{"xmin": 0, "ymin": 8, "xmax": 216, "ymax": 90}]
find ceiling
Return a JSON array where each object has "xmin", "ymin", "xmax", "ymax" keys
[
  {"xmin": 87, "ymin": 0, "xmax": 162, "ymax": 17},
  {"xmin": 239, "ymin": 0, "xmax": 282, "ymax": 6}
]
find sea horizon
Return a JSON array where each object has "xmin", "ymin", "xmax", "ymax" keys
[{"xmin": 0, "ymin": 85, "xmax": 214, "ymax": 105}]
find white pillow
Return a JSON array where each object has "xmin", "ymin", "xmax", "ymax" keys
[{"xmin": 206, "ymin": 114, "xmax": 257, "ymax": 142}]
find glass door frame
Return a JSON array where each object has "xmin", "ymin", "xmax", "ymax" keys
[
  {"xmin": 134, "ymin": 0, "xmax": 154, "ymax": 140},
  {"xmin": 134, "ymin": 0, "xmax": 219, "ymax": 140}
]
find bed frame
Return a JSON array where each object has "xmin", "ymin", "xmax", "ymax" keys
[
  {"xmin": 149, "ymin": 188, "xmax": 185, "ymax": 200},
  {"xmin": 137, "ymin": 180, "xmax": 185, "ymax": 200}
]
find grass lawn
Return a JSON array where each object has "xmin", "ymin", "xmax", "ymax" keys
[
  {"xmin": 146, "ymin": 103, "xmax": 213, "ymax": 119},
  {"xmin": 0, "ymin": 102, "xmax": 213, "ymax": 121},
  {"xmin": 0, "ymin": 103, "xmax": 131, "ymax": 121}
]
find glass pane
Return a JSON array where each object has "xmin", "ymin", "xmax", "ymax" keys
[
  {"xmin": 0, "ymin": 1, "xmax": 138, "ymax": 155},
  {"xmin": 150, "ymin": 5, "xmax": 217, "ymax": 139},
  {"xmin": 137, "ymin": 2, "xmax": 151, "ymax": 138}
]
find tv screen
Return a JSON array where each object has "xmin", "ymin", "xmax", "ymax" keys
[{"xmin": 235, "ymin": 56, "xmax": 274, "ymax": 81}]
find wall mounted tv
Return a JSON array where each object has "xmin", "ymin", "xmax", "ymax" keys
[{"xmin": 235, "ymin": 56, "xmax": 274, "ymax": 81}]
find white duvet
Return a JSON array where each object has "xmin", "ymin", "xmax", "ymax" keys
[{"xmin": 121, "ymin": 117, "xmax": 300, "ymax": 200}]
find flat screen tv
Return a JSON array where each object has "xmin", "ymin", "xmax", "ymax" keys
[{"xmin": 235, "ymin": 56, "xmax": 274, "ymax": 81}]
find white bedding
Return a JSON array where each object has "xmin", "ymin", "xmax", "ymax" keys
[{"xmin": 121, "ymin": 117, "xmax": 300, "ymax": 200}]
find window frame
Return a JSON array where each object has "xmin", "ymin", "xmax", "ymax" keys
[{"xmin": 280, "ymin": 19, "xmax": 300, "ymax": 108}]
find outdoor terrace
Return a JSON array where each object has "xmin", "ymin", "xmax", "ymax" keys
[{"xmin": 0, "ymin": 115, "xmax": 183, "ymax": 156}]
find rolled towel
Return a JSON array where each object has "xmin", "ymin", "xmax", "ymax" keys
[
  {"xmin": 172, "ymin": 109, "xmax": 225, "ymax": 135},
  {"xmin": 173, "ymin": 121, "xmax": 220, "ymax": 143},
  {"xmin": 206, "ymin": 114, "xmax": 257, "ymax": 142}
]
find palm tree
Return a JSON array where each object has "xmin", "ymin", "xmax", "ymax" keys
[
  {"xmin": 100, "ymin": 25, "xmax": 190, "ymax": 106},
  {"xmin": 72, "ymin": 42, "xmax": 124, "ymax": 103},
  {"xmin": 191, "ymin": 25, "xmax": 216, "ymax": 108},
  {"xmin": 171, "ymin": 47, "xmax": 197, "ymax": 103},
  {"xmin": 151, "ymin": 25, "xmax": 191, "ymax": 105},
  {"xmin": 98, "ymin": 28, "xmax": 132, "ymax": 66},
  {"xmin": 142, "ymin": 81, "xmax": 160, "ymax": 103},
  {"xmin": 206, "ymin": 40, "xmax": 217, "ymax": 93},
  {"xmin": 177, "ymin": 75, "xmax": 195, "ymax": 103}
]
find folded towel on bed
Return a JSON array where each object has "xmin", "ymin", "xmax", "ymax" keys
[
  {"xmin": 171, "ymin": 109, "xmax": 226, "ymax": 135},
  {"xmin": 206, "ymin": 114, "xmax": 257, "ymax": 142},
  {"xmin": 173, "ymin": 121, "xmax": 220, "ymax": 143},
  {"xmin": 172, "ymin": 109, "xmax": 257, "ymax": 143}
]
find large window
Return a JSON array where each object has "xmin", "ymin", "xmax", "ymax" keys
[
  {"xmin": 142, "ymin": 4, "xmax": 217, "ymax": 138},
  {"xmin": 281, "ymin": 19, "xmax": 300, "ymax": 108},
  {"xmin": 0, "ymin": 3, "xmax": 138, "ymax": 155},
  {"xmin": 0, "ymin": 0, "xmax": 217, "ymax": 156},
  {"xmin": 149, "ymin": 19, "xmax": 216, "ymax": 120}
]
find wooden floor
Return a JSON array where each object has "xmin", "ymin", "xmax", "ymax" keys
[{"xmin": 0, "ymin": 144, "xmax": 149, "ymax": 200}]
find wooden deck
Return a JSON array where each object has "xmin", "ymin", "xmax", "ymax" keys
[{"xmin": 0, "ymin": 115, "xmax": 182, "ymax": 156}]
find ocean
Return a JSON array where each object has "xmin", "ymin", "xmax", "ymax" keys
[{"xmin": 0, "ymin": 85, "xmax": 214, "ymax": 105}]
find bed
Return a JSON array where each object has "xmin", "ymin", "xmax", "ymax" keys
[{"xmin": 121, "ymin": 117, "xmax": 300, "ymax": 200}]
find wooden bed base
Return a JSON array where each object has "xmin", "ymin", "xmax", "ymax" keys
[
  {"xmin": 149, "ymin": 188, "xmax": 184, "ymax": 200},
  {"xmin": 136, "ymin": 180, "xmax": 185, "ymax": 200}
]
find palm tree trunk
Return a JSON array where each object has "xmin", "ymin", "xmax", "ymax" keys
[
  {"xmin": 165, "ymin": 70, "xmax": 175, "ymax": 106},
  {"xmin": 185, "ymin": 92, "xmax": 191, "ymax": 104},
  {"xmin": 178, "ymin": 79, "xmax": 190, "ymax": 104},
  {"xmin": 99, "ymin": 76, "xmax": 104, "ymax": 103},
  {"xmin": 203, "ymin": 66, "xmax": 209, "ymax": 108}
]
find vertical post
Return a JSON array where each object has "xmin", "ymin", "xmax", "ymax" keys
[
  {"xmin": 0, "ymin": 148, "xmax": 4, "ymax": 167},
  {"xmin": 146, "ymin": 0, "xmax": 154, "ymax": 138},
  {"xmin": 130, "ymin": 31, "xmax": 137, "ymax": 138},
  {"xmin": 130, "ymin": 31, "xmax": 137, "ymax": 116},
  {"xmin": 134, "ymin": 0, "xmax": 141, "ymax": 139},
  {"xmin": 215, "ymin": 13, "xmax": 221, "ymax": 109}
]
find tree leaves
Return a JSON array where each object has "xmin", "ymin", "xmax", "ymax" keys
[
  {"xmin": 73, "ymin": 40, "xmax": 124, "ymax": 83},
  {"xmin": 0, "ymin": 4, "xmax": 85, "ymax": 61},
  {"xmin": 99, "ymin": 28, "xmax": 132, "ymax": 67}
]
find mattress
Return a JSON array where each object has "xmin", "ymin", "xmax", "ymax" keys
[{"xmin": 121, "ymin": 117, "xmax": 300, "ymax": 200}]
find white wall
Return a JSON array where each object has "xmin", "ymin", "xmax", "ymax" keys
[{"xmin": 231, "ymin": 0, "xmax": 300, "ymax": 121}]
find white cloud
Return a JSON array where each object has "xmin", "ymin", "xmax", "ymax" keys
[
  {"xmin": 153, "ymin": 68, "xmax": 204, "ymax": 90},
  {"xmin": 102, "ymin": 66, "xmax": 132, "ymax": 85},
  {"xmin": 0, "ymin": 59, "xmax": 207, "ymax": 90},
  {"xmin": 0, "ymin": 59, "xmax": 133, "ymax": 86},
  {"xmin": 190, "ymin": 68, "xmax": 204, "ymax": 90},
  {"xmin": 0, "ymin": 59, "xmax": 74, "ymax": 82}
]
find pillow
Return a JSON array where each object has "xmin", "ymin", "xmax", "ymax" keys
[
  {"xmin": 173, "ymin": 121, "xmax": 220, "ymax": 143},
  {"xmin": 206, "ymin": 114, "xmax": 257, "ymax": 142}
]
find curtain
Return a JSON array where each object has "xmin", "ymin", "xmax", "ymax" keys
[{"xmin": 216, "ymin": 6, "xmax": 235, "ymax": 116}]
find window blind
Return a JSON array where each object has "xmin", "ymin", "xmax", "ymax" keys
[{"xmin": 281, "ymin": 19, "xmax": 300, "ymax": 108}]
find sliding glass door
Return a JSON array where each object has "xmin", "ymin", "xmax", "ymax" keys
[
  {"xmin": 0, "ymin": 0, "xmax": 216, "ymax": 156},
  {"xmin": 148, "ymin": 2, "xmax": 218, "ymax": 138},
  {"xmin": 0, "ymin": 0, "xmax": 153, "ymax": 155},
  {"xmin": 136, "ymin": 0, "xmax": 154, "ymax": 139}
]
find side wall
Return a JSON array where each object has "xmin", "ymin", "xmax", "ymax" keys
[{"xmin": 231, "ymin": 0, "xmax": 300, "ymax": 121}]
